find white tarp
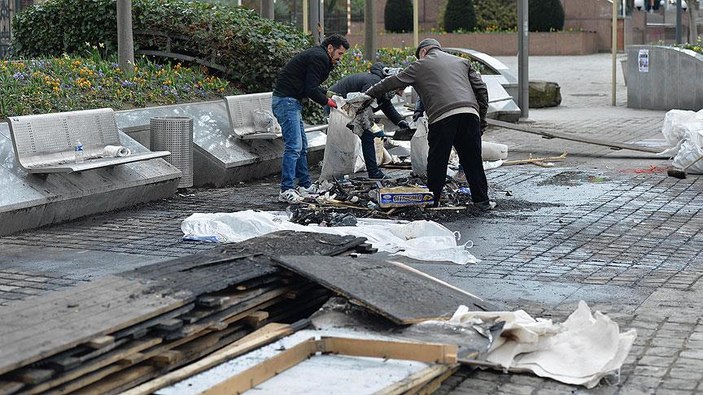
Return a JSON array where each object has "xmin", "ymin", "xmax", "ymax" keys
[
  {"xmin": 181, "ymin": 210, "xmax": 477, "ymax": 265},
  {"xmin": 445, "ymin": 301, "xmax": 637, "ymax": 388},
  {"xmin": 661, "ymin": 109, "xmax": 703, "ymax": 173}
]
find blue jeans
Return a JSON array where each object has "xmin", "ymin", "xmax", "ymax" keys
[{"xmin": 272, "ymin": 96, "xmax": 311, "ymax": 191}]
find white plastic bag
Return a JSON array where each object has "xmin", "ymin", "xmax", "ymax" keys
[
  {"xmin": 661, "ymin": 109, "xmax": 703, "ymax": 174},
  {"xmin": 482, "ymin": 141, "xmax": 509, "ymax": 160},
  {"xmin": 410, "ymin": 117, "xmax": 430, "ymax": 177},
  {"xmin": 319, "ymin": 103, "xmax": 362, "ymax": 181},
  {"xmin": 252, "ymin": 109, "xmax": 281, "ymax": 136}
]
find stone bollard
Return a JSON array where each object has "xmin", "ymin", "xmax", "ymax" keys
[{"xmin": 529, "ymin": 81, "xmax": 562, "ymax": 108}]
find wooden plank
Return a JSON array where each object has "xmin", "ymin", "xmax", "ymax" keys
[
  {"xmin": 242, "ymin": 311, "xmax": 269, "ymax": 327},
  {"xmin": 487, "ymin": 118, "xmax": 663, "ymax": 153},
  {"xmin": 84, "ymin": 336, "xmax": 115, "ymax": 350},
  {"xmin": 375, "ymin": 364, "xmax": 450, "ymax": 395},
  {"xmin": 202, "ymin": 338, "xmax": 318, "ymax": 395},
  {"xmin": 0, "ymin": 381, "xmax": 24, "ymax": 395},
  {"xmin": 70, "ymin": 324, "xmax": 254, "ymax": 395},
  {"xmin": 121, "ymin": 322, "xmax": 306, "ymax": 395},
  {"xmin": 22, "ymin": 337, "xmax": 162, "ymax": 395},
  {"xmin": 0, "ymin": 276, "xmax": 187, "ymax": 376},
  {"xmin": 171, "ymin": 287, "xmax": 296, "ymax": 340},
  {"xmin": 403, "ymin": 365, "xmax": 460, "ymax": 395},
  {"xmin": 319, "ymin": 337, "xmax": 457, "ymax": 364},
  {"xmin": 202, "ymin": 337, "xmax": 457, "ymax": 395},
  {"xmin": 10, "ymin": 368, "xmax": 54, "ymax": 384},
  {"xmin": 274, "ymin": 255, "xmax": 494, "ymax": 324}
]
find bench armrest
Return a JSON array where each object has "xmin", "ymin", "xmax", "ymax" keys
[{"xmin": 21, "ymin": 151, "xmax": 171, "ymax": 174}]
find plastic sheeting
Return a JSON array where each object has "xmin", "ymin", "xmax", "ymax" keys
[
  {"xmin": 661, "ymin": 109, "xmax": 703, "ymax": 174},
  {"xmin": 181, "ymin": 210, "xmax": 477, "ymax": 265},
  {"xmin": 446, "ymin": 301, "xmax": 637, "ymax": 388}
]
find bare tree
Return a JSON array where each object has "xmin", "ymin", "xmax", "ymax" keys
[{"xmin": 117, "ymin": 0, "xmax": 134, "ymax": 73}]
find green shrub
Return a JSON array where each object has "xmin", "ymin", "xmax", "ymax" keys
[
  {"xmin": 528, "ymin": 0, "xmax": 564, "ymax": 32},
  {"xmin": 12, "ymin": 0, "xmax": 312, "ymax": 92},
  {"xmin": 444, "ymin": 0, "xmax": 477, "ymax": 33},
  {"xmin": 474, "ymin": 0, "xmax": 517, "ymax": 31},
  {"xmin": 0, "ymin": 50, "xmax": 237, "ymax": 119},
  {"xmin": 384, "ymin": 0, "xmax": 413, "ymax": 33}
]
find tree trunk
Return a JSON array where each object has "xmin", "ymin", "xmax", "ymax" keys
[
  {"xmin": 688, "ymin": 0, "xmax": 699, "ymax": 42},
  {"xmin": 261, "ymin": 0, "xmax": 274, "ymax": 19},
  {"xmin": 364, "ymin": 0, "xmax": 376, "ymax": 60},
  {"xmin": 117, "ymin": 0, "xmax": 135, "ymax": 73}
]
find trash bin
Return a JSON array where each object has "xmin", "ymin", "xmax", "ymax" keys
[{"xmin": 150, "ymin": 116, "xmax": 193, "ymax": 188}]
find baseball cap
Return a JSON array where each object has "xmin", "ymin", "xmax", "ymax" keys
[{"xmin": 415, "ymin": 38, "xmax": 441, "ymax": 58}]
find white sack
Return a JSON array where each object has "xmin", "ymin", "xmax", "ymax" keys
[
  {"xmin": 319, "ymin": 97, "xmax": 366, "ymax": 180},
  {"xmin": 410, "ymin": 117, "xmax": 430, "ymax": 177},
  {"xmin": 448, "ymin": 301, "xmax": 637, "ymax": 388},
  {"xmin": 103, "ymin": 145, "xmax": 131, "ymax": 157},
  {"xmin": 482, "ymin": 141, "xmax": 509, "ymax": 161},
  {"xmin": 181, "ymin": 210, "xmax": 477, "ymax": 265},
  {"xmin": 662, "ymin": 109, "xmax": 703, "ymax": 174}
]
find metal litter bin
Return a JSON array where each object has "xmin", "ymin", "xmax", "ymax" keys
[{"xmin": 150, "ymin": 116, "xmax": 193, "ymax": 188}]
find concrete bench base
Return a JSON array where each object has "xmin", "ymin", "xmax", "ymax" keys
[
  {"xmin": 115, "ymin": 101, "xmax": 327, "ymax": 188},
  {"xmin": 0, "ymin": 124, "xmax": 181, "ymax": 237}
]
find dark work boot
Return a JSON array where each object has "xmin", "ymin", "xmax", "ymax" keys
[{"xmin": 361, "ymin": 129, "xmax": 384, "ymax": 179}]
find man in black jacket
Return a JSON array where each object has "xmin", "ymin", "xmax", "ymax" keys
[
  {"xmin": 328, "ymin": 63, "xmax": 410, "ymax": 179},
  {"xmin": 272, "ymin": 34, "xmax": 349, "ymax": 204}
]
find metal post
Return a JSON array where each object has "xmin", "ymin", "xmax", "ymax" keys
[
  {"xmin": 364, "ymin": 0, "xmax": 376, "ymax": 60},
  {"xmin": 676, "ymin": 0, "xmax": 682, "ymax": 43},
  {"xmin": 517, "ymin": 0, "xmax": 529, "ymax": 119},
  {"xmin": 320, "ymin": 0, "xmax": 325, "ymax": 39},
  {"xmin": 413, "ymin": 0, "xmax": 419, "ymax": 48},
  {"xmin": 310, "ymin": 0, "xmax": 322, "ymax": 44},
  {"xmin": 303, "ymin": 0, "xmax": 309, "ymax": 34},
  {"xmin": 612, "ymin": 0, "xmax": 618, "ymax": 106},
  {"xmin": 347, "ymin": 0, "xmax": 351, "ymax": 35},
  {"xmin": 261, "ymin": 0, "xmax": 274, "ymax": 20}
]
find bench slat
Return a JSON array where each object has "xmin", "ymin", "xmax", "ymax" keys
[{"xmin": 22, "ymin": 151, "xmax": 172, "ymax": 174}]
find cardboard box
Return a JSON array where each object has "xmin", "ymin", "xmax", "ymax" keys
[{"xmin": 377, "ymin": 186, "xmax": 434, "ymax": 208}]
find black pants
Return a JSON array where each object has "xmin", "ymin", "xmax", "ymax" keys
[{"xmin": 427, "ymin": 113, "xmax": 489, "ymax": 205}]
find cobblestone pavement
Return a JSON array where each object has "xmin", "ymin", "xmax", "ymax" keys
[{"xmin": 1, "ymin": 54, "xmax": 702, "ymax": 394}]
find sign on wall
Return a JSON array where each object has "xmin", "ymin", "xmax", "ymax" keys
[{"xmin": 638, "ymin": 49, "xmax": 649, "ymax": 73}]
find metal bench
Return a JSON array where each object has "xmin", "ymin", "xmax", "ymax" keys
[
  {"xmin": 224, "ymin": 93, "xmax": 326, "ymax": 140},
  {"xmin": 8, "ymin": 108, "xmax": 171, "ymax": 174}
]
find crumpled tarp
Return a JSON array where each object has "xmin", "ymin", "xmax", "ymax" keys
[
  {"xmin": 660, "ymin": 109, "xmax": 703, "ymax": 173},
  {"xmin": 181, "ymin": 210, "xmax": 477, "ymax": 264},
  {"xmin": 447, "ymin": 300, "xmax": 637, "ymax": 388}
]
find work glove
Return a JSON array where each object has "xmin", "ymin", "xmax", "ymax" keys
[
  {"xmin": 412, "ymin": 110, "xmax": 424, "ymax": 122},
  {"xmin": 327, "ymin": 98, "xmax": 337, "ymax": 108},
  {"xmin": 397, "ymin": 120, "xmax": 410, "ymax": 129}
]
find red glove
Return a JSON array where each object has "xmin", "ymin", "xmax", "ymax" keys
[{"xmin": 327, "ymin": 98, "xmax": 337, "ymax": 108}]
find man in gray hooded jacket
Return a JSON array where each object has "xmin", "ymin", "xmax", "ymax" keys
[{"xmin": 365, "ymin": 38, "xmax": 494, "ymax": 209}]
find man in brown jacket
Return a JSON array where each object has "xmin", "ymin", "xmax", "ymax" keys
[{"xmin": 365, "ymin": 38, "xmax": 494, "ymax": 209}]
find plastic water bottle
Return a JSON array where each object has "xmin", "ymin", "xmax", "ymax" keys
[{"xmin": 74, "ymin": 140, "xmax": 84, "ymax": 164}]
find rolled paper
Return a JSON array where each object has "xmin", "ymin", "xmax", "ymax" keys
[{"xmin": 103, "ymin": 145, "xmax": 131, "ymax": 157}]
